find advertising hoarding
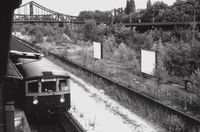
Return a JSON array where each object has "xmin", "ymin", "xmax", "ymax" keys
[
  {"xmin": 93, "ymin": 42, "xmax": 102, "ymax": 59},
  {"xmin": 141, "ymin": 49, "xmax": 156, "ymax": 76}
]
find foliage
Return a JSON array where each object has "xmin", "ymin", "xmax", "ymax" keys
[
  {"xmin": 12, "ymin": 24, "xmax": 24, "ymax": 33},
  {"xmin": 27, "ymin": 25, "xmax": 44, "ymax": 44},
  {"xmin": 124, "ymin": 0, "xmax": 136, "ymax": 14},
  {"xmin": 75, "ymin": 0, "xmax": 200, "ymax": 24},
  {"xmin": 78, "ymin": 11, "xmax": 95, "ymax": 21},
  {"xmin": 99, "ymin": 23, "xmax": 155, "ymax": 52},
  {"xmin": 152, "ymin": 40, "xmax": 170, "ymax": 83},
  {"xmin": 189, "ymin": 69, "xmax": 200, "ymax": 93},
  {"xmin": 102, "ymin": 35, "xmax": 117, "ymax": 60},
  {"xmin": 112, "ymin": 43, "xmax": 140, "ymax": 72},
  {"xmin": 82, "ymin": 19, "xmax": 98, "ymax": 41},
  {"xmin": 93, "ymin": 10, "xmax": 112, "ymax": 24},
  {"xmin": 30, "ymin": 30, "xmax": 44, "ymax": 44},
  {"xmin": 123, "ymin": 0, "xmax": 200, "ymax": 23},
  {"xmin": 124, "ymin": 0, "xmax": 130, "ymax": 15},
  {"xmin": 165, "ymin": 115, "xmax": 185, "ymax": 132},
  {"xmin": 146, "ymin": 0, "xmax": 152, "ymax": 10},
  {"xmin": 141, "ymin": 1, "xmax": 168, "ymax": 22},
  {"xmin": 165, "ymin": 37, "xmax": 200, "ymax": 77},
  {"xmin": 78, "ymin": 10, "xmax": 112, "ymax": 24}
]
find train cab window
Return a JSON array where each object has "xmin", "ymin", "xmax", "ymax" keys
[
  {"xmin": 28, "ymin": 82, "xmax": 39, "ymax": 93},
  {"xmin": 42, "ymin": 81, "xmax": 56, "ymax": 92},
  {"xmin": 59, "ymin": 79, "xmax": 69, "ymax": 91}
]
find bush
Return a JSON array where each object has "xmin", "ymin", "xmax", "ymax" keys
[
  {"xmin": 127, "ymin": 32, "xmax": 154, "ymax": 52},
  {"xmin": 102, "ymin": 35, "xmax": 117, "ymax": 60},
  {"xmin": 83, "ymin": 19, "xmax": 98, "ymax": 41},
  {"xmin": 30, "ymin": 30, "xmax": 44, "ymax": 44},
  {"xmin": 189, "ymin": 69, "xmax": 200, "ymax": 94},
  {"xmin": 165, "ymin": 115, "xmax": 185, "ymax": 132},
  {"xmin": 165, "ymin": 38, "xmax": 200, "ymax": 78},
  {"xmin": 46, "ymin": 35, "xmax": 55, "ymax": 43},
  {"xmin": 112, "ymin": 43, "xmax": 140, "ymax": 73}
]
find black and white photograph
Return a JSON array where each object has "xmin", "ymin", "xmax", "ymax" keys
[{"xmin": 0, "ymin": 0, "xmax": 200, "ymax": 131}]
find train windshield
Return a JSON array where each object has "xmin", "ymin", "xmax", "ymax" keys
[
  {"xmin": 59, "ymin": 79, "xmax": 69, "ymax": 91},
  {"xmin": 28, "ymin": 81, "xmax": 39, "ymax": 93},
  {"xmin": 42, "ymin": 81, "xmax": 56, "ymax": 92}
]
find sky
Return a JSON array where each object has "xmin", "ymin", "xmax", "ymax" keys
[{"xmin": 21, "ymin": 0, "xmax": 176, "ymax": 16}]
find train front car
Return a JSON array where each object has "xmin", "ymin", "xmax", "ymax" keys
[{"xmin": 15, "ymin": 56, "xmax": 71, "ymax": 115}]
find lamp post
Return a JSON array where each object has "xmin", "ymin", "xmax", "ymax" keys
[{"xmin": 129, "ymin": 13, "xmax": 132, "ymax": 24}]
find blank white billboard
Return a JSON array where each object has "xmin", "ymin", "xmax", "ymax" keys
[
  {"xmin": 93, "ymin": 42, "xmax": 102, "ymax": 59},
  {"xmin": 141, "ymin": 49, "xmax": 156, "ymax": 76}
]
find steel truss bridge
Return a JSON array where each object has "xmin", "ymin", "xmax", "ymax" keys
[
  {"xmin": 13, "ymin": 1, "xmax": 80, "ymax": 23},
  {"xmin": 13, "ymin": 1, "xmax": 200, "ymax": 31}
]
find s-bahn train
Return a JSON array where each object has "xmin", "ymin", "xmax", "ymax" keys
[{"xmin": 10, "ymin": 50, "xmax": 71, "ymax": 115}]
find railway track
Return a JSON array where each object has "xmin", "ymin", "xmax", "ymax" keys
[
  {"xmin": 27, "ymin": 111, "xmax": 85, "ymax": 132},
  {"xmin": 62, "ymin": 111, "xmax": 85, "ymax": 132},
  {"xmin": 28, "ymin": 114, "xmax": 63, "ymax": 132},
  {"xmin": 12, "ymin": 36, "xmax": 200, "ymax": 131}
]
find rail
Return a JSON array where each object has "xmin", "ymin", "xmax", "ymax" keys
[{"xmin": 27, "ymin": 111, "xmax": 85, "ymax": 132}]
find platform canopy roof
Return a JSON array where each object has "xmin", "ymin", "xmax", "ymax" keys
[{"xmin": 6, "ymin": 59, "xmax": 23, "ymax": 80}]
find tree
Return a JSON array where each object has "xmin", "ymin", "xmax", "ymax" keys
[
  {"xmin": 141, "ymin": 1, "xmax": 168, "ymax": 22},
  {"xmin": 125, "ymin": 0, "xmax": 130, "ymax": 14},
  {"xmin": 77, "ymin": 11, "xmax": 94, "ymax": 21},
  {"xmin": 125, "ymin": 0, "xmax": 135, "ymax": 14},
  {"xmin": 153, "ymin": 39, "xmax": 170, "ymax": 83},
  {"xmin": 146, "ymin": 0, "xmax": 152, "ymax": 10},
  {"xmin": 83, "ymin": 19, "xmax": 98, "ymax": 41},
  {"xmin": 129, "ymin": 0, "xmax": 136, "ymax": 13},
  {"xmin": 93, "ymin": 10, "xmax": 112, "ymax": 24}
]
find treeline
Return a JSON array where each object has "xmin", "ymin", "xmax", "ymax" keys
[{"xmin": 77, "ymin": 0, "xmax": 200, "ymax": 24}]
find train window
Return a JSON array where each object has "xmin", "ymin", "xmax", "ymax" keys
[
  {"xmin": 42, "ymin": 81, "xmax": 56, "ymax": 92},
  {"xmin": 59, "ymin": 79, "xmax": 69, "ymax": 91},
  {"xmin": 28, "ymin": 82, "xmax": 39, "ymax": 93}
]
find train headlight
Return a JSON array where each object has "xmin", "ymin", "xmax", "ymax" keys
[
  {"xmin": 33, "ymin": 96, "xmax": 38, "ymax": 105},
  {"xmin": 60, "ymin": 94, "xmax": 65, "ymax": 103}
]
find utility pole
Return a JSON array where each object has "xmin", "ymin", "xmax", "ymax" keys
[
  {"xmin": 129, "ymin": 13, "xmax": 132, "ymax": 24},
  {"xmin": 152, "ymin": 12, "xmax": 155, "ymax": 22}
]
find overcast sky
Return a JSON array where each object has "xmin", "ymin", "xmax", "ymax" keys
[{"xmin": 21, "ymin": 0, "xmax": 176, "ymax": 16}]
